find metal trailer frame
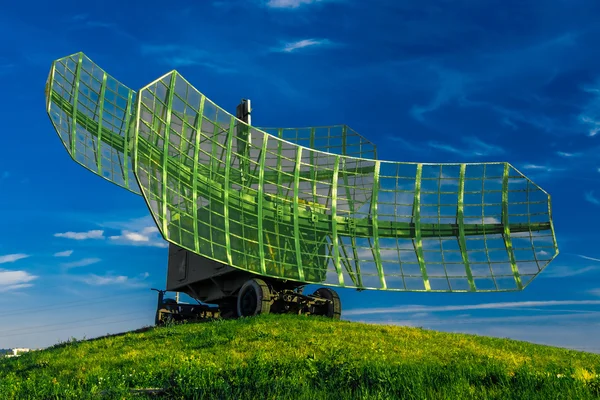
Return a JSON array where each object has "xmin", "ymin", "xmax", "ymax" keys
[{"xmin": 158, "ymin": 242, "xmax": 341, "ymax": 324}]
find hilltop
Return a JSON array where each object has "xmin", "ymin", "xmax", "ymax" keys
[{"xmin": 0, "ymin": 314, "xmax": 599, "ymax": 399}]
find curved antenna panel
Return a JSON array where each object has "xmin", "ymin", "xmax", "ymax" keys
[
  {"xmin": 45, "ymin": 52, "xmax": 141, "ymax": 193},
  {"xmin": 44, "ymin": 53, "xmax": 376, "ymax": 196},
  {"xmin": 132, "ymin": 71, "xmax": 559, "ymax": 292},
  {"xmin": 258, "ymin": 126, "xmax": 377, "ymax": 160}
]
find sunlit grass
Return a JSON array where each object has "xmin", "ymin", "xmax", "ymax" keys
[{"xmin": 1, "ymin": 314, "xmax": 599, "ymax": 399}]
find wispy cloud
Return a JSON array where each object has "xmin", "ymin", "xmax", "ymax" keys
[
  {"xmin": 578, "ymin": 85, "xmax": 600, "ymax": 137},
  {"xmin": 276, "ymin": 38, "xmax": 331, "ymax": 53},
  {"xmin": 521, "ymin": 164, "xmax": 565, "ymax": 173},
  {"xmin": 266, "ymin": 0, "xmax": 324, "ymax": 9},
  {"xmin": 67, "ymin": 13, "xmax": 137, "ymax": 42},
  {"xmin": 355, "ymin": 311, "xmax": 600, "ymax": 330},
  {"xmin": 428, "ymin": 137, "xmax": 503, "ymax": 157},
  {"xmin": 542, "ymin": 265, "xmax": 598, "ymax": 278},
  {"xmin": 53, "ymin": 250, "xmax": 73, "ymax": 257},
  {"xmin": 0, "ymin": 254, "xmax": 29, "ymax": 264},
  {"xmin": 585, "ymin": 191, "xmax": 600, "ymax": 206},
  {"xmin": 54, "ymin": 216, "xmax": 167, "ymax": 248},
  {"xmin": 403, "ymin": 31, "xmax": 598, "ymax": 138},
  {"xmin": 140, "ymin": 44, "xmax": 237, "ymax": 72},
  {"xmin": 428, "ymin": 141, "xmax": 460, "ymax": 153},
  {"xmin": 578, "ymin": 255, "xmax": 600, "ymax": 262},
  {"xmin": 410, "ymin": 68, "xmax": 467, "ymax": 123},
  {"xmin": 468, "ymin": 137, "xmax": 505, "ymax": 155},
  {"xmin": 54, "ymin": 230, "xmax": 105, "ymax": 240},
  {"xmin": 556, "ymin": 151, "xmax": 582, "ymax": 158},
  {"xmin": 61, "ymin": 258, "xmax": 101, "ymax": 269},
  {"xmin": 109, "ymin": 226, "xmax": 167, "ymax": 248},
  {"xmin": 590, "ymin": 289, "xmax": 600, "ymax": 297},
  {"xmin": 77, "ymin": 272, "xmax": 150, "ymax": 288},
  {"xmin": 385, "ymin": 136, "xmax": 422, "ymax": 152},
  {"xmin": 0, "ymin": 269, "xmax": 38, "ymax": 292},
  {"xmin": 344, "ymin": 300, "xmax": 600, "ymax": 317}
]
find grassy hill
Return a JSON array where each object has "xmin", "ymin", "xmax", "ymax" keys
[{"xmin": 0, "ymin": 314, "xmax": 599, "ymax": 399}]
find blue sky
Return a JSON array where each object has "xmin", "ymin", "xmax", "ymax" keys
[{"xmin": 1, "ymin": 0, "xmax": 599, "ymax": 351}]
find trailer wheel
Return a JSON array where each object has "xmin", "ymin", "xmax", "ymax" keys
[
  {"xmin": 237, "ymin": 278, "xmax": 271, "ymax": 317},
  {"xmin": 313, "ymin": 288, "xmax": 341, "ymax": 319}
]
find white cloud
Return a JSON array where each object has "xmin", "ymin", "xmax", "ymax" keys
[
  {"xmin": 579, "ymin": 255, "xmax": 600, "ymax": 263},
  {"xmin": 53, "ymin": 250, "xmax": 73, "ymax": 257},
  {"xmin": 428, "ymin": 137, "xmax": 503, "ymax": 157},
  {"xmin": 344, "ymin": 300, "xmax": 600, "ymax": 317},
  {"xmin": 468, "ymin": 137, "xmax": 505, "ymax": 156},
  {"xmin": 266, "ymin": 0, "xmax": 323, "ymax": 9},
  {"xmin": 542, "ymin": 265, "xmax": 597, "ymax": 278},
  {"xmin": 521, "ymin": 164, "xmax": 565, "ymax": 173},
  {"xmin": 589, "ymin": 289, "xmax": 600, "ymax": 297},
  {"xmin": 410, "ymin": 68, "xmax": 467, "ymax": 122},
  {"xmin": 428, "ymin": 141, "xmax": 460, "ymax": 154},
  {"xmin": 386, "ymin": 136, "xmax": 422, "ymax": 152},
  {"xmin": 140, "ymin": 44, "xmax": 237, "ymax": 72},
  {"xmin": 109, "ymin": 226, "xmax": 166, "ymax": 248},
  {"xmin": 82, "ymin": 274, "xmax": 127, "ymax": 285},
  {"xmin": 78, "ymin": 272, "xmax": 150, "ymax": 287},
  {"xmin": 0, "ymin": 269, "xmax": 38, "ymax": 292},
  {"xmin": 579, "ymin": 115, "xmax": 600, "ymax": 137},
  {"xmin": 556, "ymin": 151, "xmax": 581, "ymax": 158},
  {"xmin": 61, "ymin": 258, "xmax": 101, "ymax": 269},
  {"xmin": 278, "ymin": 39, "xmax": 330, "ymax": 53},
  {"xmin": 0, "ymin": 254, "xmax": 29, "ymax": 264},
  {"xmin": 483, "ymin": 217, "xmax": 500, "ymax": 224},
  {"xmin": 578, "ymin": 85, "xmax": 600, "ymax": 137},
  {"xmin": 585, "ymin": 191, "xmax": 600, "ymax": 206},
  {"xmin": 56, "ymin": 217, "xmax": 167, "ymax": 248},
  {"xmin": 523, "ymin": 164, "xmax": 548, "ymax": 170},
  {"xmin": 54, "ymin": 230, "xmax": 105, "ymax": 240}
]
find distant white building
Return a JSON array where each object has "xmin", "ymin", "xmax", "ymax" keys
[{"xmin": 5, "ymin": 348, "xmax": 31, "ymax": 358}]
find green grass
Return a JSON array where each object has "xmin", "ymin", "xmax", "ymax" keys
[{"xmin": 1, "ymin": 314, "xmax": 599, "ymax": 399}]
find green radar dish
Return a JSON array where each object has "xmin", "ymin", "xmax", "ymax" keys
[{"xmin": 46, "ymin": 52, "xmax": 559, "ymax": 293}]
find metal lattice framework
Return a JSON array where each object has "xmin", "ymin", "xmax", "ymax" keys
[{"xmin": 46, "ymin": 52, "xmax": 559, "ymax": 292}]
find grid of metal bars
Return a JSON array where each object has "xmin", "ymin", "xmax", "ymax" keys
[
  {"xmin": 133, "ymin": 71, "xmax": 558, "ymax": 292},
  {"xmin": 45, "ymin": 53, "xmax": 139, "ymax": 193},
  {"xmin": 45, "ymin": 52, "xmax": 559, "ymax": 292}
]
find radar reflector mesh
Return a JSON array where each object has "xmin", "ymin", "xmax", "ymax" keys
[
  {"xmin": 132, "ymin": 71, "xmax": 559, "ymax": 292},
  {"xmin": 45, "ymin": 52, "xmax": 140, "ymax": 193}
]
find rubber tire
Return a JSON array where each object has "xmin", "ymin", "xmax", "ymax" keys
[
  {"xmin": 313, "ymin": 288, "xmax": 341, "ymax": 319},
  {"xmin": 237, "ymin": 278, "xmax": 271, "ymax": 317}
]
